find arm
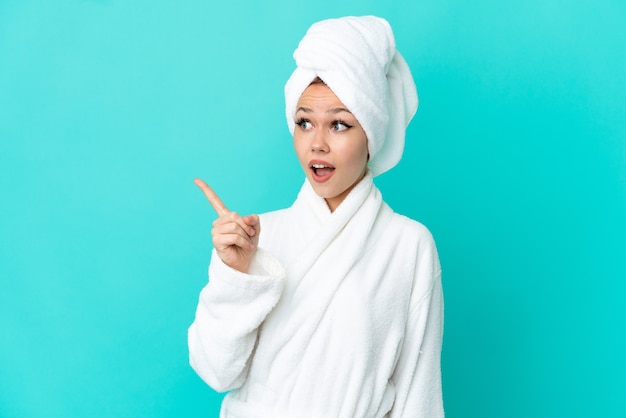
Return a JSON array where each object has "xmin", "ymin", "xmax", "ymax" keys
[
  {"xmin": 189, "ymin": 178, "xmax": 286, "ymax": 391},
  {"xmin": 188, "ymin": 247, "xmax": 285, "ymax": 392},
  {"xmin": 389, "ymin": 231, "xmax": 445, "ymax": 418}
]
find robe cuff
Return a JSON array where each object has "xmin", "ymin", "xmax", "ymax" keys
[{"xmin": 205, "ymin": 248, "xmax": 286, "ymax": 310}]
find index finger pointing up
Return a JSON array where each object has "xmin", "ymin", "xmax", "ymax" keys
[{"xmin": 194, "ymin": 178, "xmax": 230, "ymax": 216}]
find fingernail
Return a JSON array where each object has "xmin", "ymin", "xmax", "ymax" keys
[{"xmin": 248, "ymin": 228, "xmax": 255, "ymax": 236}]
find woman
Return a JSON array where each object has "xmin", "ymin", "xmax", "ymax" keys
[{"xmin": 188, "ymin": 16, "xmax": 444, "ymax": 417}]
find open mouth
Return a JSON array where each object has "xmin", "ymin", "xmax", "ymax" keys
[
  {"xmin": 312, "ymin": 163, "xmax": 335, "ymax": 176},
  {"xmin": 310, "ymin": 163, "xmax": 335, "ymax": 182}
]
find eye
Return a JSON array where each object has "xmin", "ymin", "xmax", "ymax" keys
[
  {"xmin": 296, "ymin": 118, "xmax": 313, "ymax": 130},
  {"xmin": 332, "ymin": 120, "xmax": 353, "ymax": 132}
]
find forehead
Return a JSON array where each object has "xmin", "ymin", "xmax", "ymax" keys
[{"xmin": 296, "ymin": 83, "xmax": 348, "ymax": 110}]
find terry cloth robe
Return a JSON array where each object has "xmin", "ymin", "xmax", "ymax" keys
[{"xmin": 188, "ymin": 172, "xmax": 444, "ymax": 417}]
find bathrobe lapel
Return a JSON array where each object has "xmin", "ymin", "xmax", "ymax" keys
[{"xmin": 254, "ymin": 172, "xmax": 384, "ymax": 387}]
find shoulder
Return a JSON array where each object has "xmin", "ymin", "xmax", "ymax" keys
[
  {"xmin": 382, "ymin": 206, "xmax": 441, "ymax": 280},
  {"xmin": 257, "ymin": 207, "xmax": 294, "ymax": 251},
  {"xmin": 258, "ymin": 207, "xmax": 291, "ymax": 228},
  {"xmin": 384, "ymin": 206, "xmax": 437, "ymax": 251},
  {"xmin": 384, "ymin": 208, "xmax": 442, "ymax": 306}
]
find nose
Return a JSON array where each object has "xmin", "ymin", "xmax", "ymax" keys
[{"xmin": 311, "ymin": 129, "xmax": 329, "ymax": 152}]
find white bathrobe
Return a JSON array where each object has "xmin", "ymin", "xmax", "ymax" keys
[{"xmin": 188, "ymin": 172, "xmax": 444, "ymax": 417}]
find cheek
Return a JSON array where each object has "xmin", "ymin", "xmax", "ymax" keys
[
  {"xmin": 293, "ymin": 136, "xmax": 308, "ymax": 166},
  {"xmin": 361, "ymin": 141, "xmax": 370, "ymax": 162},
  {"xmin": 338, "ymin": 145, "xmax": 368, "ymax": 175},
  {"xmin": 350, "ymin": 130, "xmax": 369, "ymax": 165},
  {"xmin": 351, "ymin": 139, "xmax": 369, "ymax": 167},
  {"xmin": 292, "ymin": 134, "xmax": 300, "ymax": 154}
]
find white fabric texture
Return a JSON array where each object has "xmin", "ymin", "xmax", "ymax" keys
[
  {"xmin": 188, "ymin": 172, "xmax": 444, "ymax": 417},
  {"xmin": 284, "ymin": 16, "xmax": 418, "ymax": 176}
]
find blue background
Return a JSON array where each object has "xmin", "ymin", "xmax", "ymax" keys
[{"xmin": 1, "ymin": 0, "xmax": 624, "ymax": 417}]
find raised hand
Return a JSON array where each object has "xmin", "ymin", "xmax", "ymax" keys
[{"xmin": 194, "ymin": 178, "xmax": 260, "ymax": 273}]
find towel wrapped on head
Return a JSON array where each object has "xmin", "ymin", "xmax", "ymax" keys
[{"xmin": 285, "ymin": 16, "xmax": 418, "ymax": 176}]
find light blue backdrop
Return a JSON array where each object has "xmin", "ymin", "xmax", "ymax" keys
[{"xmin": 1, "ymin": 0, "xmax": 624, "ymax": 417}]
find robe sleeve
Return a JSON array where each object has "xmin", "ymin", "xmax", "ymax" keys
[
  {"xmin": 187, "ymin": 247, "xmax": 286, "ymax": 392},
  {"xmin": 389, "ymin": 261, "xmax": 444, "ymax": 417}
]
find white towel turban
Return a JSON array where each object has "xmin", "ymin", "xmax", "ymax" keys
[{"xmin": 285, "ymin": 16, "xmax": 418, "ymax": 176}]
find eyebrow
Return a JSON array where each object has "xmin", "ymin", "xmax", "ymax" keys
[{"xmin": 296, "ymin": 106, "xmax": 353, "ymax": 114}]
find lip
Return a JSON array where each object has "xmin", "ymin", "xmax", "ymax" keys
[{"xmin": 309, "ymin": 159, "xmax": 335, "ymax": 183}]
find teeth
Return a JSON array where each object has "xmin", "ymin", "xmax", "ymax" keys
[{"xmin": 312, "ymin": 164, "xmax": 327, "ymax": 168}]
